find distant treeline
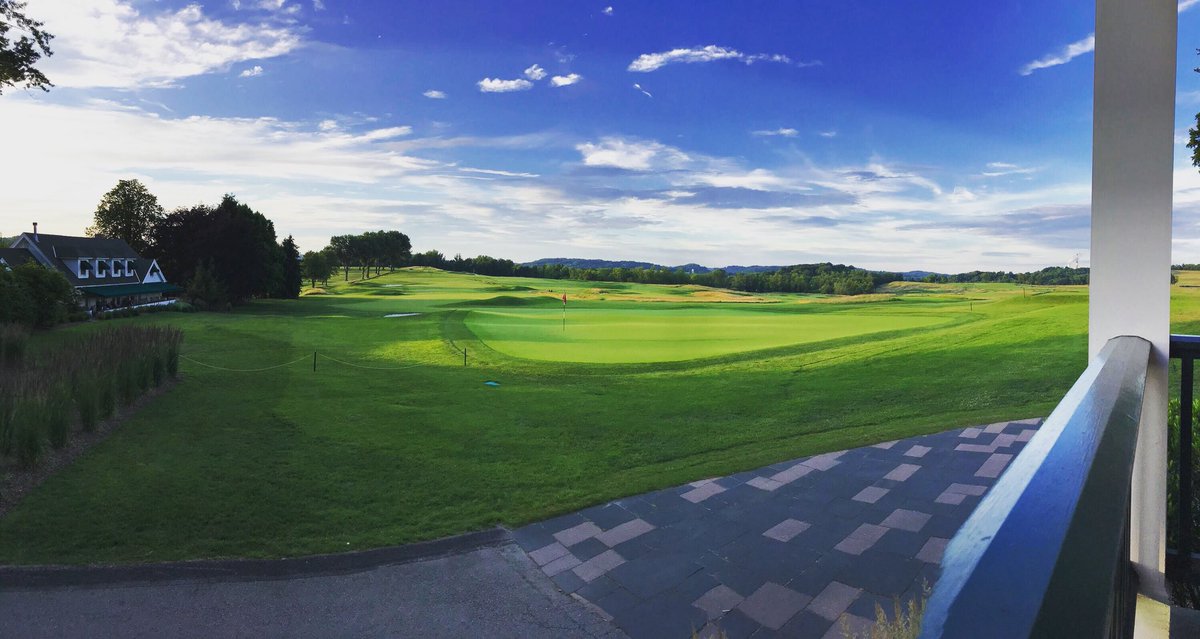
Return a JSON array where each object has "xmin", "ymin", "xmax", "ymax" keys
[
  {"xmin": 1175, "ymin": 264, "xmax": 1200, "ymax": 271},
  {"xmin": 919, "ymin": 266, "xmax": 1089, "ymax": 286},
  {"xmin": 403, "ymin": 251, "xmax": 900, "ymax": 295}
]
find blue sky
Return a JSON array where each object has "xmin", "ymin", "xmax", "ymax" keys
[{"xmin": 4, "ymin": 1, "xmax": 1200, "ymax": 271}]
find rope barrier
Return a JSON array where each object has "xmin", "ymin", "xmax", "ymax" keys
[
  {"xmin": 316, "ymin": 353, "xmax": 430, "ymax": 371},
  {"xmin": 180, "ymin": 354, "xmax": 311, "ymax": 372}
]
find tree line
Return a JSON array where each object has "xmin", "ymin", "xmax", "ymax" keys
[
  {"xmin": 89, "ymin": 179, "xmax": 302, "ymax": 309},
  {"xmin": 919, "ymin": 267, "xmax": 1089, "ymax": 286}
]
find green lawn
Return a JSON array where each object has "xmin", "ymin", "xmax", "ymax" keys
[{"xmin": 2, "ymin": 268, "xmax": 1191, "ymax": 565}]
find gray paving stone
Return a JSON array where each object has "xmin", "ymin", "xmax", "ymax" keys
[
  {"xmin": 880, "ymin": 508, "xmax": 931, "ymax": 533},
  {"xmin": 529, "ymin": 541, "xmax": 570, "ymax": 566},
  {"xmin": 763, "ymin": 518, "xmax": 810, "ymax": 542},
  {"xmin": 904, "ymin": 445, "xmax": 931, "ymax": 458},
  {"xmin": 852, "ymin": 486, "xmax": 889, "ymax": 504},
  {"xmin": 692, "ymin": 585, "xmax": 744, "ymax": 621},
  {"xmin": 554, "ymin": 521, "xmax": 602, "ymax": 547},
  {"xmin": 689, "ymin": 478, "xmax": 719, "ymax": 487},
  {"xmin": 737, "ymin": 582, "xmax": 811, "ymax": 630},
  {"xmin": 992, "ymin": 433, "xmax": 1018, "ymax": 449},
  {"xmin": 574, "ymin": 549, "xmax": 626, "ymax": 582},
  {"xmin": 541, "ymin": 552, "xmax": 582, "ymax": 577},
  {"xmin": 959, "ymin": 427, "xmax": 982, "ymax": 439},
  {"xmin": 917, "ymin": 537, "xmax": 949, "ymax": 564},
  {"xmin": 746, "ymin": 476, "xmax": 783, "ymax": 491},
  {"xmin": 1012, "ymin": 417, "xmax": 1041, "ymax": 426},
  {"xmin": 883, "ymin": 463, "xmax": 921, "ymax": 482},
  {"xmin": 834, "ymin": 523, "xmax": 889, "ymax": 555},
  {"xmin": 934, "ymin": 491, "xmax": 966, "ymax": 505},
  {"xmin": 871, "ymin": 440, "xmax": 897, "ymax": 449},
  {"xmin": 597, "ymin": 519, "xmax": 655, "ymax": 547},
  {"xmin": 946, "ymin": 482, "xmax": 987, "ymax": 496},
  {"xmin": 682, "ymin": 482, "xmax": 726, "ymax": 503},
  {"xmin": 983, "ymin": 421, "xmax": 1008, "ymax": 434},
  {"xmin": 975, "ymin": 453, "xmax": 1013, "ymax": 478},
  {"xmin": 954, "ymin": 443, "xmax": 994, "ymax": 453},
  {"xmin": 802, "ymin": 452, "xmax": 844, "ymax": 471},
  {"xmin": 771, "ymin": 463, "xmax": 815, "ymax": 485},
  {"xmin": 1017, "ymin": 428, "xmax": 1037, "ymax": 442},
  {"xmin": 808, "ymin": 581, "xmax": 861, "ymax": 621}
]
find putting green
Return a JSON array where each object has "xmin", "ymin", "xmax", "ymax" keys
[{"xmin": 464, "ymin": 306, "xmax": 950, "ymax": 363}]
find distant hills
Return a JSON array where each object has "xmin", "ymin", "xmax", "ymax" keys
[{"xmin": 524, "ymin": 258, "xmax": 785, "ymax": 274}]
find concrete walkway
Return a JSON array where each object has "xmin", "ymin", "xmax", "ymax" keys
[
  {"xmin": 514, "ymin": 419, "xmax": 1041, "ymax": 638},
  {"xmin": 0, "ymin": 540, "xmax": 625, "ymax": 639}
]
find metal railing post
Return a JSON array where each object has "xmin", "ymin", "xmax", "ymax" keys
[{"xmin": 1182, "ymin": 353, "xmax": 1194, "ymax": 564}]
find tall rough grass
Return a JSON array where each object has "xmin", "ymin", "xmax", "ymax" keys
[
  {"xmin": 0, "ymin": 325, "xmax": 183, "ymax": 468},
  {"xmin": 0, "ymin": 323, "xmax": 30, "ymax": 368}
]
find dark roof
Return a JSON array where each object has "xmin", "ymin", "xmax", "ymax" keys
[
  {"xmin": 27, "ymin": 233, "xmax": 141, "ymax": 259},
  {"xmin": 0, "ymin": 248, "xmax": 35, "ymax": 268},
  {"xmin": 14, "ymin": 233, "xmax": 150, "ymax": 287},
  {"xmin": 77, "ymin": 282, "xmax": 181, "ymax": 298}
]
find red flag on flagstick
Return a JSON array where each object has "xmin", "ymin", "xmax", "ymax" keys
[{"xmin": 562, "ymin": 293, "xmax": 567, "ymax": 305}]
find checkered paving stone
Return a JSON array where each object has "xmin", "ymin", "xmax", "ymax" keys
[{"xmin": 515, "ymin": 419, "xmax": 1043, "ymax": 638}]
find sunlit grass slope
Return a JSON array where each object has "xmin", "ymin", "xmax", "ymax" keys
[{"xmin": 4, "ymin": 268, "xmax": 1191, "ymax": 565}]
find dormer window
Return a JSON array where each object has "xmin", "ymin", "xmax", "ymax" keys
[
  {"xmin": 124, "ymin": 260, "xmax": 134, "ymax": 276},
  {"xmin": 95, "ymin": 259, "xmax": 107, "ymax": 278},
  {"xmin": 77, "ymin": 259, "xmax": 91, "ymax": 279}
]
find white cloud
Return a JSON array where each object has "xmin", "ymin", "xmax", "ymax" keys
[
  {"xmin": 312, "ymin": 0, "xmax": 325, "ymax": 10},
  {"xmin": 628, "ymin": 45, "xmax": 796, "ymax": 72},
  {"xmin": 37, "ymin": 0, "xmax": 302, "ymax": 89},
  {"xmin": 459, "ymin": 168, "xmax": 540, "ymax": 178},
  {"xmin": 318, "ymin": 119, "xmax": 338, "ymax": 131},
  {"xmin": 819, "ymin": 130, "xmax": 837, "ymax": 138},
  {"xmin": 1019, "ymin": 34, "xmax": 1095, "ymax": 76},
  {"xmin": 423, "ymin": 89, "xmax": 447, "ymax": 99},
  {"xmin": 1182, "ymin": 0, "xmax": 1200, "ymax": 12},
  {"xmin": 523, "ymin": 64, "xmax": 547, "ymax": 81},
  {"xmin": 602, "ymin": 6, "xmax": 614, "ymax": 15},
  {"xmin": 550, "ymin": 73, "xmax": 582, "ymax": 87},
  {"xmin": 239, "ymin": 65, "xmax": 264, "ymax": 77},
  {"xmin": 979, "ymin": 162, "xmax": 1039, "ymax": 178},
  {"xmin": 633, "ymin": 83, "xmax": 652, "ymax": 98},
  {"xmin": 576, "ymin": 137, "xmax": 691, "ymax": 171},
  {"xmin": 751, "ymin": 128, "xmax": 798, "ymax": 137},
  {"xmin": 478, "ymin": 77, "xmax": 534, "ymax": 92},
  {"xmin": 359, "ymin": 126, "xmax": 413, "ymax": 141}
]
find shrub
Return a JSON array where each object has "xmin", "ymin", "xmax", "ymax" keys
[
  {"xmin": 0, "ymin": 323, "xmax": 30, "ymax": 367},
  {"xmin": 840, "ymin": 582, "xmax": 928, "ymax": 639}
]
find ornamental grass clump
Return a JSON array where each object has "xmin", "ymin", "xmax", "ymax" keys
[
  {"xmin": 0, "ymin": 325, "xmax": 183, "ymax": 468},
  {"xmin": 0, "ymin": 323, "xmax": 29, "ymax": 368}
]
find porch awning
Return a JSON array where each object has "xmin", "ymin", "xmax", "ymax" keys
[{"xmin": 77, "ymin": 283, "xmax": 182, "ymax": 298}]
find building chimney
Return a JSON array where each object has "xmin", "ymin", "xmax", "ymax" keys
[{"xmin": 32, "ymin": 222, "xmax": 38, "ymax": 242}]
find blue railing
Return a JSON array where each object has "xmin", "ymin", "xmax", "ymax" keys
[{"xmin": 920, "ymin": 336, "xmax": 1150, "ymax": 638}]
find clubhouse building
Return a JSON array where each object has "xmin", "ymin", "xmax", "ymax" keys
[{"xmin": 4, "ymin": 224, "xmax": 180, "ymax": 312}]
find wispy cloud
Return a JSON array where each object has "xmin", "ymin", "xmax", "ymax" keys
[
  {"xmin": 312, "ymin": 0, "xmax": 325, "ymax": 10},
  {"xmin": 478, "ymin": 77, "xmax": 534, "ymax": 93},
  {"xmin": 979, "ymin": 162, "xmax": 1038, "ymax": 178},
  {"xmin": 628, "ymin": 45, "xmax": 797, "ymax": 72},
  {"xmin": 38, "ymin": 0, "xmax": 301, "ymax": 89},
  {"xmin": 633, "ymin": 83, "xmax": 652, "ymax": 98},
  {"xmin": 602, "ymin": 6, "xmax": 614, "ymax": 16},
  {"xmin": 751, "ymin": 128, "xmax": 798, "ymax": 137},
  {"xmin": 818, "ymin": 130, "xmax": 837, "ymax": 138},
  {"xmin": 523, "ymin": 64, "xmax": 547, "ymax": 81},
  {"xmin": 239, "ymin": 65, "xmax": 264, "ymax": 77},
  {"xmin": 1019, "ymin": 34, "xmax": 1094, "ymax": 76},
  {"xmin": 423, "ymin": 89, "xmax": 447, "ymax": 99},
  {"xmin": 550, "ymin": 73, "xmax": 582, "ymax": 87}
]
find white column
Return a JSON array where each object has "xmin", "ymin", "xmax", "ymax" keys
[{"xmin": 1091, "ymin": 0, "xmax": 1176, "ymax": 598}]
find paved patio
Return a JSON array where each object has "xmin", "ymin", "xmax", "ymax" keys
[{"xmin": 514, "ymin": 418, "xmax": 1042, "ymax": 639}]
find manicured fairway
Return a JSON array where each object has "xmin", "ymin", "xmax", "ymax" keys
[
  {"xmin": 4, "ymin": 269, "xmax": 1198, "ymax": 565},
  {"xmin": 465, "ymin": 306, "xmax": 951, "ymax": 363}
]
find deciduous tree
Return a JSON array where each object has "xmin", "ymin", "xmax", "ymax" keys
[
  {"xmin": 88, "ymin": 179, "xmax": 164, "ymax": 254},
  {"xmin": 0, "ymin": 1, "xmax": 53, "ymax": 95}
]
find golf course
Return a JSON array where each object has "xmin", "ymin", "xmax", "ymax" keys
[{"xmin": 4, "ymin": 268, "xmax": 1200, "ymax": 565}]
